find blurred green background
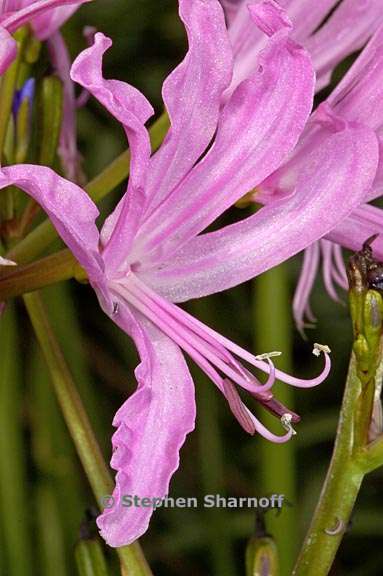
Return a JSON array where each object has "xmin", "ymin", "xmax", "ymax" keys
[{"xmin": 1, "ymin": 1, "xmax": 383, "ymax": 575}]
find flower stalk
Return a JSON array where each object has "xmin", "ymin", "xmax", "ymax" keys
[
  {"xmin": 253, "ymin": 263, "xmax": 297, "ymax": 574},
  {"xmin": 23, "ymin": 291, "xmax": 153, "ymax": 576},
  {"xmin": 293, "ymin": 245, "xmax": 383, "ymax": 576},
  {"xmin": 0, "ymin": 248, "xmax": 80, "ymax": 300}
]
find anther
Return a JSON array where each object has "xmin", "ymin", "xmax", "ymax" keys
[
  {"xmin": 280, "ymin": 413, "xmax": 297, "ymax": 436},
  {"xmin": 255, "ymin": 351, "xmax": 282, "ymax": 360},
  {"xmin": 313, "ymin": 343, "xmax": 331, "ymax": 357}
]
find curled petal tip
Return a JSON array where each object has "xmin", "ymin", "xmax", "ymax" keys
[
  {"xmin": 313, "ymin": 343, "xmax": 331, "ymax": 357},
  {"xmin": 281, "ymin": 413, "xmax": 297, "ymax": 436},
  {"xmin": 248, "ymin": 0, "xmax": 292, "ymax": 38}
]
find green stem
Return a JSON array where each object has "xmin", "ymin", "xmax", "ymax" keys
[
  {"xmin": 253, "ymin": 263, "xmax": 297, "ymax": 575},
  {"xmin": 0, "ymin": 305, "xmax": 34, "ymax": 575},
  {"xmin": 292, "ymin": 354, "xmax": 364, "ymax": 576},
  {"xmin": 0, "ymin": 249, "xmax": 79, "ymax": 299},
  {"xmin": 75, "ymin": 537, "xmax": 109, "ymax": 576},
  {"xmin": 356, "ymin": 436, "xmax": 383, "ymax": 473},
  {"xmin": 35, "ymin": 484, "xmax": 68, "ymax": 576},
  {"xmin": 193, "ymin": 299, "xmax": 237, "ymax": 576},
  {"xmin": 7, "ymin": 112, "xmax": 169, "ymax": 265},
  {"xmin": 23, "ymin": 291, "xmax": 153, "ymax": 576},
  {"xmin": 196, "ymin": 374, "xmax": 237, "ymax": 576}
]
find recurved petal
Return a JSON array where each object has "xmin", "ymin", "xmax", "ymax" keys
[
  {"xmin": 140, "ymin": 122, "xmax": 378, "ymax": 302},
  {"xmin": 224, "ymin": 0, "xmax": 336, "ymax": 95},
  {"xmin": 143, "ymin": 0, "xmax": 233, "ymax": 219},
  {"xmin": 286, "ymin": 0, "xmax": 338, "ymax": 44},
  {"xmin": 326, "ymin": 203, "xmax": 383, "ymax": 261},
  {"xmin": 0, "ymin": 0, "xmax": 90, "ymax": 33},
  {"xmin": 306, "ymin": 0, "xmax": 383, "ymax": 93},
  {"xmin": 220, "ymin": 0, "xmax": 243, "ymax": 25},
  {"xmin": 0, "ymin": 164, "xmax": 103, "ymax": 280},
  {"xmin": 71, "ymin": 32, "xmax": 153, "ymax": 269},
  {"xmin": 132, "ymin": 1, "xmax": 314, "ymax": 267},
  {"xmin": 97, "ymin": 305, "xmax": 196, "ymax": 547},
  {"xmin": 327, "ymin": 23, "xmax": 383, "ymax": 131}
]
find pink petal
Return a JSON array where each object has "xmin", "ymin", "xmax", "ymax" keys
[
  {"xmin": 140, "ymin": 121, "xmax": 378, "ymax": 302},
  {"xmin": 97, "ymin": 306, "xmax": 195, "ymax": 547},
  {"xmin": 71, "ymin": 32, "xmax": 153, "ymax": 270},
  {"xmin": 306, "ymin": 0, "xmax": 383, "ymax": 93},
  {"xmin": 285, "ymin": 0, "xmax": 339, "ymax": 44},
  {"xmin": 224, "ymin": 0, "xmax": 337, "ymax": 94},
  {"xmin": 143, "ymin": 0, "xmax": 233, "ymax": 219},
  {"xmin": 328, "ymin": 23, "xmax": 383, "ymax": 130},
  {"xmin": 0, "ymin": 165, "xmax": 103, "ymax": 280},
  {"xmin": 0, "ymin": 25, "xmax": 16, "ymax": 73},
  {"xmin": 327, "ymin": 203, "xmax": 383, "ymax": 261},
  {"xmin": 293, "ymin": 242, "xmax": 320, "ymax": 334},
  {"xmin": 224, "ymin": 0, "xmax": 382, "ymax": 94},
  {"xmin": 132, "ymin": 2, "xmax": 314, "ymax": 266},
  {"xmin": 0, "ymin": 0, "xmax": 90, "ymax": 34},
  {"xmin": 220, "ymin": 0, "xmax": 242, "ymax": 25}
]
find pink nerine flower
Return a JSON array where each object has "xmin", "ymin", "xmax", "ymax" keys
[
  {"xmin": 0, "ymin": 0, "xmax": 90, "ymax": 74},
  {"xmin": 0, "ymin": 0, "xmax": 378, "ymax": 547}
]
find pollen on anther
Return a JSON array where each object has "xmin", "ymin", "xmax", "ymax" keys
[
  {"xmin": 312, "ymin": 343, "xmax": 331, "ymax": 357},
  {"xmin": 281, "ymin": 413, "xmax": 297, "ymax": 436},
  {"xmin": 255, "ymin": 351, "xmax": 282, "ymax": 360}
]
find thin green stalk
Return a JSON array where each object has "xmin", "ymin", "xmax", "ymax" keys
[
  {"xmin": 0, "ymin": 305, "xmax": 34, "ymax": 575},
  {"xmin": 196, "ymin": 374, "xmax": 237, "ymax": 576},
  {"xmin": 24, "ymin": 291, "xmax": 153, "ymax": 576},
  {"xmin": 292, "ymin": 354, "xmax": 364, "ymax": 576},
  {"xmin": 293, "ymin": 259, "xmax": 383, "ymax": 575},
  {"xmin": 193, "ymin": 300, "xmax": 237, "ymax": 576},
  {"xmin": 0, "ymin": 249, "xmax": 79, "ymax": 300},
  {"xmin": 43, "ymin": 282, "xmax": 108, "ymax": 442},
  {"xmin": 253, "ymin": 263, "xmax": 297, "ymax": 575},
  {"xmin": 75, "ymin": 537, "xmax": 109, "ymax": 576},
  {"xmin": 7, "ymin": 112, "xmax": 169, "ymax": 265},
  {"xmin": 31, "ymin": 352, "xmax": 84, "ymax": 576},
  {"xmin": 30, "ymin": 338, "xmax": 85, "ymax": 575},
  {"xmin": 35, "ymin": 484, "xmax": 68, "ymax": 576}
]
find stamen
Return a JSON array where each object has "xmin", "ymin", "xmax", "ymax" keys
[
  {"xmin": 258, "ymin": 396, "xmax": 300, "ymax": 424},
  {"xmin": 222, "ymin": 380, "xmax": 294, "ymax": 443},
  {"xmin": 313, "ymin": 343, "xmax": 331, "ymax": 357},
  {"xmin": 222, "ymin": 379, "xmax": 256, "ymax": 435},
  {"xmin": 254, "ymin": 351, "xmax": 282, "ymax": 360},
  {"xmin": 281, "ymin": 413, "xmax": 297, "ymax": 436},
  {"xmin": 118, "ymin": 275, "xmax": 273, "ymax": 395},
  {"xmin": 110, "ymin": 274, "xmax": 331, "ymax": 440}
]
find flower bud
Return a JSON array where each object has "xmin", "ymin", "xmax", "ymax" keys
[{"xmin": 246, "ymin": 535, "xmax": 279, "ymax": 576}]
